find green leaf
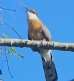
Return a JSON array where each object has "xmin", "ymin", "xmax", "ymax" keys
[
  {"xmin": 17, "ymin": 54, "xmax": 24, "ymax": 58},
  {"xmin": 3, "ymin": 34, "xmax": 9, "ymax": 38},
  {"xmin": 9, "ymin": 47, "xmax": 16, "ymax": 53}
]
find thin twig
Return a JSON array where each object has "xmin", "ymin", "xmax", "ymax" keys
[
  {"xmin": 1, "ymin": 60, "xmax": 6, "ymax": 70},
  {"xmin": 17, "ymin": 0, "xmax": 25, "ymax": 12},
  {"xmin": 5, "ymin": 53, "xmax": 13, "ymax": 78},
  {"xmin": 17, "ymin": 0, "xmax": 27, "ymax": 12},
  {"xmin": 0, "ymin": 7, "xmax": 16, "ymax": 12},
  {"xmin": 0, "ymin": 8, "xmax": 4, "ymax": 37},
  {"xmin": 2, "ymin": 19, "xmax": 22, "ymax": 39},
  {"xmin": 10, "ymin": 11, "xmax": 16, "ymax": 28}
]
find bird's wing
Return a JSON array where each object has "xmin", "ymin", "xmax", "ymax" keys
[
  {"xmin": 41, "ymin": 24, "xmax": 52, "ymax": 41},
  {"xmin": 39, "ymin": 24, "xmax": 58, "ymax": 81}
]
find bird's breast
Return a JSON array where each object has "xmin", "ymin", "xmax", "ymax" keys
[{"xmin": 28, "ymin": 19, "xmax": 44, "ymax": 40}]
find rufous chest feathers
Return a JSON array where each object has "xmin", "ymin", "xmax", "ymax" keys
[
  {"xmin": 28, "ymin": 19, "xmax": 42, "ymax": 29},
  {"xmin": 28, "ymin": 19, "xmax": 44, "ymax": 40}
]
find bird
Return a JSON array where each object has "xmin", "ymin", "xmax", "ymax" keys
[{"xmin": 24, "ymin": 6, "xmax": 58, "ymax": 81}]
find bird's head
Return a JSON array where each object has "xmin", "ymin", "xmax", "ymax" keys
[{"xmin": 24, "ymin": 6, "xmax": 39, "ymax": 20}]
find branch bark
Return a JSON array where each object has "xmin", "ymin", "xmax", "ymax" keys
[{"xmin": 0, "ymin": 38, "xmax": 74, "ymax": 52}]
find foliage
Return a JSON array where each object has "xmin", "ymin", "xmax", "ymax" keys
[{"xmin": 1, "ymin": 34, "xmax": 24, "ymax": 59}]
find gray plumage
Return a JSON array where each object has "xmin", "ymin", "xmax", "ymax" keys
[
  {"xmin": 27, "ymin": 9, "xmax": 58, "ymax": 81},
  {"xmin": 42, "ymin": 24, "xmax": 52, "ymax": 41},
  {"xmin": 39, "ymin": 23, "xmax": 58, "ymax": 81}
]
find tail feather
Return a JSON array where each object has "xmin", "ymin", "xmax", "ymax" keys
[
  {"xmin": 39, "ymin": 49, "xmax": 58, "ymax": 81},
  {"xmin": 42, "ymin": 57, "xmax": 58, "ymax": 81}
]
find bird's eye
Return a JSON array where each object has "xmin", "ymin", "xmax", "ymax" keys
[
  {"xmin": 32, "ymin": 11, "xmax": 34, "ymax": 14},
  {"xmin": 29, "ymin": 9, "xmax": 38, "ymax": 17}
]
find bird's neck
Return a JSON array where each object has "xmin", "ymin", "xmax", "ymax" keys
[{"xmin": 27, "ymin": 12, "xmax": 39, "ymax": 20}]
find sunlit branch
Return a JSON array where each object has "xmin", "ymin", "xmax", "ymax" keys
[{"xmin": 0, "ymin": 38, "xmax": 74, "ymax": 52}]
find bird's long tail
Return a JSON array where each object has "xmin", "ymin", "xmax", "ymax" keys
[{"xmin": 40, "ymin": 49, "xmax": 58, "ymax": 81}]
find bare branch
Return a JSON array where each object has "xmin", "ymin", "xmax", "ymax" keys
[
  {"xmin": 0, "ymin": 38, "xmax": 74, "ymax": 52},
  {"xmin": 5, "ymin": 53, "xmax": 13, "ymax": 78},
  {"xmin": 0, "ymin": 7, "xmax": 16, "ymax": 12}
]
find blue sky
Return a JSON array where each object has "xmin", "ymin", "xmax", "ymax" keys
[{"xmin": 0, "ymin": 0, "xmax": 74, "ymax": 81}]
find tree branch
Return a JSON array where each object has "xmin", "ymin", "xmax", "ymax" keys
[{"xmin": 0, "ymin": 38, "xmax": 74, "ymax": 52}]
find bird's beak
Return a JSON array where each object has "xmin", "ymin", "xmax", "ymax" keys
[{"xmin": 24, "ymin": 6, "xmax": 29, "ymax": 11}]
